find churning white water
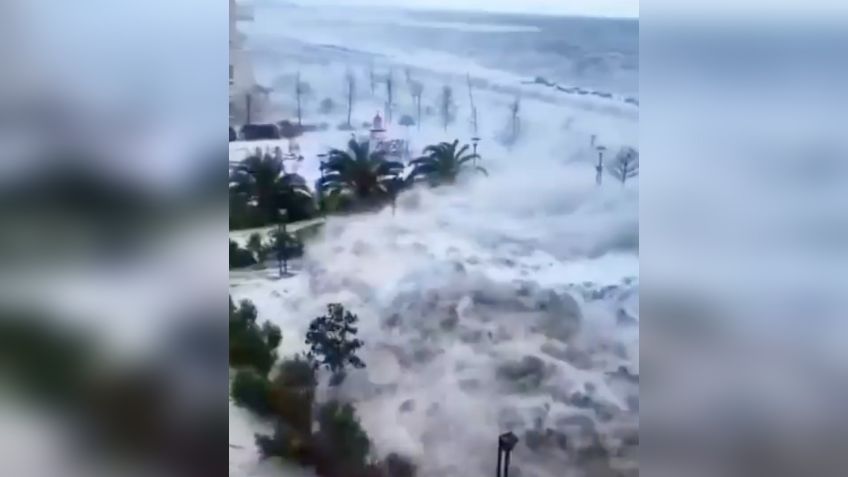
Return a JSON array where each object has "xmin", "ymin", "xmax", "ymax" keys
[{"xmin": 230, "ymin": 4, "xmax": 638, "ymax": 477}]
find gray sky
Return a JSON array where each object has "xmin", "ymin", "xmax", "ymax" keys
[{"xmin": 295, "ymin": 0, "xmax": 639, "ymax": 18}]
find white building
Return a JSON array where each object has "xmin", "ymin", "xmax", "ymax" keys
[{"xmin": 229, "ymin": 0, "xmax": 267, "ymax": 125}]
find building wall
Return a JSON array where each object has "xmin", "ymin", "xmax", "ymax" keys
[{"xmin": 229, "ymin": 0, "xmax": 259, "ymax": 123}]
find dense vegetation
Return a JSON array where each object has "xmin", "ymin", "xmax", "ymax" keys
[
  {"xmin": 318, "ymin": 139, "xmax": 405, "ymax": 213},
  {"xmin": 229, "ymin": 151, "xmax": 315, "ymax": 230},
  {"xmin": 408, "ymin": 139, "xmax": 486, "ymax": 185},
  {"xmin": 229, "ymin": 231, "xmax": 304, "ymax": 273},
  {"xmin": 229, "ymin": 297, "xmax": 282, "ymax": 375},
  {"xmin": 229, "ymin": 137, "xmax": 484, "ymax": 231},
  {"xmin": 229, "ymin": 299, "xmax": 415, "ymax": 477}
]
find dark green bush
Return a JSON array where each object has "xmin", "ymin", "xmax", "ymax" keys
[
  {"xmin": 313, "ymin": 401, "xmax": 372, "ymax": 475},
  {"xmin": 230, "ymin": 240, "xmax": 257, "ymax": 269},
  {"xmin": 246, "ymin": 233, "xmax": 267, "ymax": 263},
  {"xmin": 269, "ymin": 356, "xmax": 316, "ymax": 435},
  {"xmin": 276, "ymin": 354, "xmax": 317, "ymax": 389},
  {"xmin": 231, "ymin": 370, "xmax": 273, "ymax": 416},
  {"xmin": 229, "ymin": 297, "xmax": 282, "ymax": 374}
]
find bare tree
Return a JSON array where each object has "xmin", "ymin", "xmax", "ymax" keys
[
  {"xmin": 467, "ymin": 74, "xmax": 478, "ymax": 136},
  {"xmin": 385, "ymin": 70, "xmax": 394, "ymax": 124},
  {"xmin": 607, "ymin": 146, "xmax": 639, "ymax": 185},
  {"xmin": 368, "ymin": 63, "xmax": 376, "ymax": 95},
  {"xmin": 440, "ymin": 85, "xmax": 455, "ymax": 132},
  {"xmin": 410, "ymin": 81, "xmax": 424, "ymax": 131},
  {"xmin": 295, "ymin": 72, "xmax": 312, "ymax": 126},
  {"xmin": 345, "ymin": 70, "xmax": 356, "ymax": 128}
]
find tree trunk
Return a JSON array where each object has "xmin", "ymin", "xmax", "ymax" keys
[
  {"xmin": 595, "ymin": 152, "xmax": 604, "ymax": 186},
  {"xmin": 346, "ymin": 93, "xmax": 352, "ymax": 127},
  {"xmin": 297, "ymin": 94, "xmax": 302, "ymax": 126},
  {"xmin": 416, "ymin": 96, "xmax": 422, "ymax": 131},
  {"xmin": 246, "ymin": 93, "xmax": 252, "ymax": 124}
]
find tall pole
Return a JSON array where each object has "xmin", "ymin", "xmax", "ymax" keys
[
  {"xmin": 472, "ymin": 136, "xmax": 480, "ymax": 168},
  {"xmin": 246, "ymin": 93, "xmax": 252, "ymax": 125},
  {"xmin": 276, "ymin": 221, "xmax": 283, "ymax": 277},
  {"xmin": 497, "ymin": 432, "xmax": 518, "ymax": 477},
  {"xmin": 276, "ymin": 209, "xmax": 289, "ymax": 278},
  {"xmin": 595, "ymin": 146, "xmax": 606, "ymax": 186},
  {"xmin": 318, "ymin": 154, "xmax": 327, "ymax": 218}
]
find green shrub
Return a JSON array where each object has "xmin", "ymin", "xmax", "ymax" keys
[
  {"xmin": 246, "ymin": 232, "xmax": 267, "ymax": 263},
  {"xmin": 276, "ymin": 354, "xmax": 317, "ymax": 389},
  {"xmin": 269, "ymin": 356, "xmax": 317, "ymax": 435},
  {"xmin": 229, "ymin": 297, "xmax": 282, "ymax": 374},
  {"xmin": 313, "ymin": 401, "xmax": 372, "ymax": 474},
  {"xmin": 230, "ymin": 240, "xmax": 257, "ymax": 269},
  {"xmin": 231, "ymin": 370, "xmax": 273, "ymax": 416},
  {"xmin": 254, "ymin": 356, "xmax": 318, "ymax": 463}
]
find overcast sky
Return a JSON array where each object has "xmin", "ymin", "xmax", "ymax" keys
[{"xmin": 293, "ymin": 0, "xmax": 639, "ymax": 18}]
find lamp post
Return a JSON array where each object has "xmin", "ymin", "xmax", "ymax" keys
[
  {"xmin": 471, "ymin": 136, "xmax": 481, "ymax": 167},
  {"xmin": 496, "ymin": 432, "xmax": 519, "ymax": 477},
  {"xmin": 595, "ymin": 145, "xmax": 607, "ymax": 186},
  {"xmin": 275, "ymin": 209, "xmax": 289, "ymax": 277},
  {"xmin": 317, "ymin": 153, "xmax": 328, "ymax": 217}
]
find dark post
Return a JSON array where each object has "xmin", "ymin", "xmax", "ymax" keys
[
  {"xmin": 318, "ymin": 153, "xmax": 327, "ymax": 217},
  {"xmin": 496, "ymin": 432, "xmax": 519, "ymax": 477},
  {"xmin": 595, "ymin": 145, "xmax": 606, "ymax": 186},
  {"xmin": 275, "ymin": 222, "xmax": 283, "ymax": 277},
  {"xmin": 472, "ymin": 136, "xmax": 480, "ymax": 167},
  {"xmin": 246, "ymin": 93, "xmax": 253, "ymax": 125},
  {"xmin": 496, "ymin": 443, "xmax": 502, "ymax": 477},
  {"xmin": 276, "ymin": 209, "xmax": 289, "ymax": 277}
]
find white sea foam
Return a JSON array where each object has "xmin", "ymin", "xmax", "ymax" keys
[{"xmin": 230, "ymin": 4, "xmax": 638, "ymax": 477}]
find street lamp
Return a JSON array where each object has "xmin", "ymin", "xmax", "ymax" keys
[
  {"xmin": 595, "ymin": 145, "xmax": 607, "ymax": 186},
  {"xmin": 317, "ymin": 153, "xmax": 328, "ymax": 217},
  {"xmin": 471, "ymin": 136, "xmax": 481, "ymax": 167},
  {"xmin": 275, "ymin": 209, "xmax": 289, "ymax": 277},
  {"xmin": 496, "ymin": 432, "xmax": 519, "ymax": 477}
]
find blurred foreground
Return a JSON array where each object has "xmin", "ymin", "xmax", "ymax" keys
[{"xmin": 0, "ymin": 1, "xmax": 228, "ymax": 477}]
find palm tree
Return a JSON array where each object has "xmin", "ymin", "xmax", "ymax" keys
[
  {"xmin": 318, "ymin": 139, "xmax": 404, "ymax": 209},
  {"xmin": 230, "ymin": 153, "xmax": 314, "ymax": 223},
  {"xmin": 408, "ymin": 139, "xmax": 486, "ymax": 185}
]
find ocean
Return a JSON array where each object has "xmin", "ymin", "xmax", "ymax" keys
[{"xmin": 246, "ymin": 4, "xmax": 639, "ymax": 100}]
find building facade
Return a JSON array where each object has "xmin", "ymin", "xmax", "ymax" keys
[{"xmin": 229, "ymin": 0, "xmax": 265, "ymax": 125}]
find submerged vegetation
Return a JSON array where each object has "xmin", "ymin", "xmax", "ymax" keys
[
  {"xmin": 230, "ymin": 135, "xmax": 485, "ymax": 231},
  {"xmin": 229, "ymin": 298, "xmax": 416, "ymax": 477},
  {"xmin": 408, "ymin": 139, "xmax": 486, "ymax": 186}
]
